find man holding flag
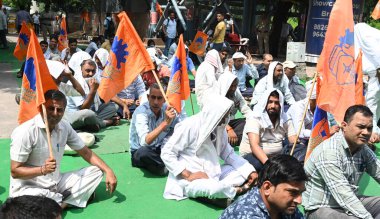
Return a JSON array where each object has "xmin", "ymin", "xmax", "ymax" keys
[{"xmin": 10, "ymin": 30, "xmax": 117, "ymax": 209}]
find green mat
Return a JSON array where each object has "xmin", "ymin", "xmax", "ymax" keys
[
  {"xmin": 90, "ymin": 120, "xmax": 130, "ymax": 155},
  {"xmin": 0, "ymin": 139, "xmax": 224, "ymax": 219}
]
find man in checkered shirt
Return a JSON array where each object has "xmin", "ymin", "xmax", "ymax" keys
[{"xmin": 303, "ymin": 105, "xmax": 380, "ymax": 219}]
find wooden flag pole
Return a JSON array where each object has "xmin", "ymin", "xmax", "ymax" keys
[
  {"xmin": 41, "ymin": 104, "xmax": 54, "ymax": 159},
  {"xmin": 152, "ymin": 69, "xmax": 170, "ymax": 103},
  {"xmin": 290, "ymin": 72, "xmax": 318, "ymax": 156},
  {"xmin": 189, "ymin": 94, "xmax": 195, "ymax": 115}
]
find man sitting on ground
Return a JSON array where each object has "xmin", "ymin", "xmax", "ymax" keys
[
  {"xmin": 256, "ymin": 53, "xmax": 273, "ymax": 81},
  {"xmin": 251, "ymin": 61, "xmax": 296, "ymax": 108},
  {"xmin": 283, "ymin": 61, "xmax": 306, "ymax": 101},
  {"xmin": 61, "ymin": 38, "xmax": 82, "ymax": 62},
  {"xmin": 65, "ymin": 58, "xmax": 121, "ymax": 132},
  {"xmin": 303, "ymin": 105, "xmax": 380, "ymax": 219},
  {"xmin": 218, "ymin": 73, "xmax": 254, "ymax": 146},
  {"xmin": 240, "ymin": 89, "xmax": 298, "ymax": 172},
  {"xmin": 9, "ymin": 90, "xmax": 117, "ymax": 209},
  {"xmin": 225, "ymin": 52, "xmax": 258, "ymax": 98},
  {"xmin": 117, "ymin": 75, "xmax": 146, "ymax": 115},
  {"xmin": 220, "ymin": 154, "xmax": 307, "ymax": 219},
  {"xmin": 129, "ymin": 83, "xmax": 178, "ymax": 176},
  {"xmin": 161, "ymin": 95, "xmax": 257, "ymax": 206}
]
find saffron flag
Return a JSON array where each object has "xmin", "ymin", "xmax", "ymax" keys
[
  {"xmin": 316, "ymin": 0, "xmax": 356, "ymax": 124},
  {"xmin": 189, "ymin": 31, "xmax": 208, "ymax": 56},
  {"xmin": 355, "ymin": 50, "xmax": 365, "ymax": 105},
  {"xmin": 98, "ymin": 11, "xmax": 155, "ymax": 103},
  {"xmin": 372, "ymin": 0, "xmax": 380, "ymax": 20},
  {"xmin": 58, "ymin": 16, "xmax": 68, "ymax": 51},
  {"xmin": 156, "ymin": 2, "xmax": 163, "ymax": 17},
  {"xmin": 18, "ymin": 30, "xmax": 58, "ymax": 124},
  {"xmin": 166, "ymin": 34, "xmax": 190, "ymax": 113},
  {"xmin": 13, "ymin": 22, "xmax": 31, "ymax": 61}
]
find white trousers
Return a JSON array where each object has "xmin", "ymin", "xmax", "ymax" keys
[
  {"xmin": 184, "ymin": 164, "xmax": 246, "ymax": 199},
  {"xmin": 11, "ymin": 166, "xmax": 103, "ymax": 208}
]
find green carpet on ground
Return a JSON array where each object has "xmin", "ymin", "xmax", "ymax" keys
[{"xmin": 0, "ymin": 139, "xmax": 224, "ymax": 219}]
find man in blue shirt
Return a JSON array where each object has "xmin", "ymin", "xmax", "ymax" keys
[
  {"xmin": 220, "ymin": 154, "xmax": 307, "ymax": 219},
  {"xmin": 129, "ymin": 83, "xmax": 178, "ymax": 176},
  {"xmin": 163, "ymin": 12, "xmax": 177, "ymax": 56},
  {"xmin": 226, "ymin": 52, "xmax": 258, "ymax": 98}
]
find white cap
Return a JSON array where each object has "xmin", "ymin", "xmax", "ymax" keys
[
  {"xmin": 232, "ymin": 52, "xmax": 246, "ymax": 60},
  {"xmin": 283, "ymin": 60, "xmax": 297, "ymax": 69},
  {"xmin": 306, "ymin": 80, "xmax": 317, "ymax": 100},
  {"xmin": 46, "ymin": 60, "xmax": 65, "ymax": 79}
]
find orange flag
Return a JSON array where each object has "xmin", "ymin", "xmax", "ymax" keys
[
  {"xmin": 316, "ymin": 0, "xmax": 356, "ymax": 124},
  {"xmin": 156, "ymin": 2, "xmax": 163, "ymax": 17},
  {"xmin": 58, "ymin": 16, "xmax": 68, "ymax": 51},
  {"xmin": 98, "ymin": 11, "xmax": 155, "ymax": 103},
  {"xmin": 355, "ymin": 50, "xmax": 365, "ymax": 105},
  {"xmin": 189, "ymin": 31, "xmax": 208, "ymax": 56},
  {"xmin": 372, "ymin": 0, "xmax": 380, "ymax": 20},
  {"xmin": 18, "ymin": 30, "xmax": 58, "ymax": 124},
  {"xmin": 13, "ymin": 22, "xmax": 31, "ymax": 61},
  {"xmin": 166, "ymin": 35, "xmax": 190, "ymax": 113}
]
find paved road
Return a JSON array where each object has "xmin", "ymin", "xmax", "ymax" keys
[{"xmin": 0, "ymin": 62, "xmax": 20, "ymax": 138}]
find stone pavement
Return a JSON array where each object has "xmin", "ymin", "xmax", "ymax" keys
[{"xmin": 0, "ymin": 63, "xmax": 20, "ymax": 138}]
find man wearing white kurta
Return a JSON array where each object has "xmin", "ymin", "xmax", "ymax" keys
[
  {"xmin": 250, "ymin": 61, "xmax": 296, "ymax": 107},
  {"xmin": 10, "ymin": 90, "xmax": 117, "ymax": 208},
  {"xmin": 161, "ymin": 95, "xmax": 257, "ymax": 202}
]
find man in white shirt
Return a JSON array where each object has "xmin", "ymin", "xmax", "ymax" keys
[
  {"xmin": 10, "ymin": 90, "xmax": 117, "ymax": 209},
  {"xmin": 241, "ymin": 89, "xmax": 297, "ymax": 172}
]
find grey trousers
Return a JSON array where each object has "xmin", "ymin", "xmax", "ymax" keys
[
  {"xmin": 64, "ymin": 102, "xmax": 118, "ymax": 129},
  {"xmin": 307, "ymin": 196, "xmax": 380, "ymax": 219}
]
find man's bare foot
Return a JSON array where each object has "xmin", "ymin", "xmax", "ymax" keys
[{"xmin": 104, "ymin": 116, "xmax": 120, "ymax": 127}]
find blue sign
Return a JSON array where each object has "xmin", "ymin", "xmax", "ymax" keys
[{"xmin": 305, "ymin": 0, "xmax": 363, "ymax": 62}]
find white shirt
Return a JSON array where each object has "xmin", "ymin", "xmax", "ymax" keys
[
  {"xmin": 10, "ymin": 114, "xmax": 84, "ymax": 196},
  {"xmin": 163, "ymin": 18, "xmax": 177, "ymax": 39},
  {"xmin": 239, "ymin": 118, "xmax": 296, "ymax": 156},
  {"xmin": 286, "ymin": 99, "xmax": 313, "ymax": 139}
]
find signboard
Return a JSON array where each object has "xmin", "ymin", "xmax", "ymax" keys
[{"xmin": 305, "ymin": 0, "xmax": 363, "ymax": 63}]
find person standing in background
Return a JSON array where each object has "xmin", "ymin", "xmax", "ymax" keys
[
  {"xmin": 32, "ymin": 11, "xmax": 40, "ymax": 35},
  {"xmin": 15, "ymin": 5, "xmax": 32, "ymax": 33}
]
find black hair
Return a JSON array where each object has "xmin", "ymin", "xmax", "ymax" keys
[
  {"xmin": 68, "ymin": 38, "xmax": 77, "ymax": 44},
  {"xmin": 343, "ymin": 105, "xmax": 373, "ymax": 123},
  {"xmin": 149, "ymin": 83, "xmax": 167, "ymax": 94},
  {"xmin": 49, "ymin": 34, "xmax": 58, "ymax": 42},
  {"xmin": 44, "ymin": 90, "xmax": 67, "ymax": 107},
  {"xmin": 40, "ymin": 40, "xmax": 48, "ymax": 46},
  {"xmin": 269, "ymin": 90, "xmax": 279, "ymax": 99},
  {"xmin": 219, "ymin": 46, "xmax": 230, "ymax": 54},
  {"xmin": 80, "ymin": 59, "xmax": 97, "ymax": 68},
  {"xmin": 147, "ymin": 39, "xmax": 155, "ymax": 47},
  {"xmin": 216, "ymin": 11, "xmax": 224, "ymax": 17},
  {"xmin": 257, "ymin": 155, "xmax": 308, "ymax": 188}
]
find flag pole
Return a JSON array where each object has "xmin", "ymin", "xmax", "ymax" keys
[
  {"xmin": 152, "ymin": 69, "xmax": 170, "ymax": 103},
  {"xmin": 290, "ymin": 72, "xmax": 318, "ymax": 156},
  {"xmin": 41, "ymin": 104, "xmax": 55, "ymax": 159},
  {"xmin": 189, "ymin": 94, "xmax": 195, "ymax": 115}
]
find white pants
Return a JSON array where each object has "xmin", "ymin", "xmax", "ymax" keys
[
  {"xmin": 184, "ymin": 164, "xmax": 246, "ymax": 199},
  {"xmin": 11, "ymin": 166, "xmax": 103, "ymax": 208}
]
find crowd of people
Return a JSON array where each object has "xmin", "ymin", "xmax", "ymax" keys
[{"xmin": 2, "ymin": 8, "xmax": 380, "ymax": 219}]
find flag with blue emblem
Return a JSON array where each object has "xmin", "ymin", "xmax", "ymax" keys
[
  {"xmin": 316, "ymin": 0, "xmax": 357, "ymax": 124},
  {"xmin": 166, "ymin": 34, "xmax": 190, "ymax": 113},
  {"xmin": 18, "ymin": 29, "xmax": 58, "ymax": 124},
  {"xmin": 189, "ymin": 31, "xmax": 208, "ymax": 56},
  {"xmin": 98, "ymin": 11, "xmax": 155, "ymax": 103},
  {"xmin": 13, "ymin": 22, "xmax": 31, "ymax": 61},
  {"xmin": 58, "ymin": 15, "xmax": 68, "ymax": 51},
  {"xmin": 305, "ymin": 0, "xmax": 362, "ymax": 161}
]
